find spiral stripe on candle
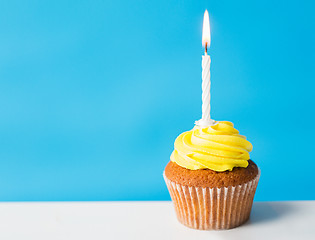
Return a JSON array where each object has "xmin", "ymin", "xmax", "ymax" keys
[{"xmin": 202, "ymin": 55, "xmax": 211, "ymax": 122}]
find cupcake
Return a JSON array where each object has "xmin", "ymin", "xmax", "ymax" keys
[{"xmin": 164, "ymin": 121, "xmax": 260, "ymax": 230}]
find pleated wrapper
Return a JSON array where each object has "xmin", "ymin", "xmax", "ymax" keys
[{"xmin": 163, "ymin": 170, "xmax": 260, "ymax": 230}]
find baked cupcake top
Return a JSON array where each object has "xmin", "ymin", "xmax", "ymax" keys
[
  {"xmin": 165, "ymin": 160, "xmax": 258, "ymax": 188},
  {"xmin": 170, "ymin": 121, "xmax": 253, "ymax": 172}
]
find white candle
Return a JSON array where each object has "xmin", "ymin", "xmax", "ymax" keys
[
  {"xmin": 196, "ymin": 10, "xmax": 214, "ymax": 127},
  {"xmin": 202, "ymin": 52, "xmax": 211, "ymax": 123}
]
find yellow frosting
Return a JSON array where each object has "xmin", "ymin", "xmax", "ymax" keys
[{"xmin": 170, "ymin": 121, "xmax": 253, "ymax": 172}]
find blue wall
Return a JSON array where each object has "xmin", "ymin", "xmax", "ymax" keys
[{"xmin": 0, "ymin": 0, "xmax": 314, "ymax": 201}]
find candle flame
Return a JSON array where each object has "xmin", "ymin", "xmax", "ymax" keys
[{"xmin": 202, "ymin": 10, "xmax": 211, "ymax": 48}]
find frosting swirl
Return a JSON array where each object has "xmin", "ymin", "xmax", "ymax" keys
[{"xmin": 170, "ymin": 121, "xmax": 253, "ymax": 172}]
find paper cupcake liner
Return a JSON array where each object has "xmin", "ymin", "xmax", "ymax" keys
[{"xmin": 163, "ymin": 170, "xmax": 260, "ymax": 230}]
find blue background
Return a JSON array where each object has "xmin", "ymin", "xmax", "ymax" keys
[{"xmin": 0, "ymin": 0, "xmax": 314, "ymax": 201}]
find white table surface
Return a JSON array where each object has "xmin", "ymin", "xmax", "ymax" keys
[{"xmin": 0, "ymin": 201, "xmax": 313, "ymax": 240}]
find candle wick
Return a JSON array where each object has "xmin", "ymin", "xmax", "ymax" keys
[{"xmin": 205, "ymin": 42, "xmax": 208, "ymax": 54}]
